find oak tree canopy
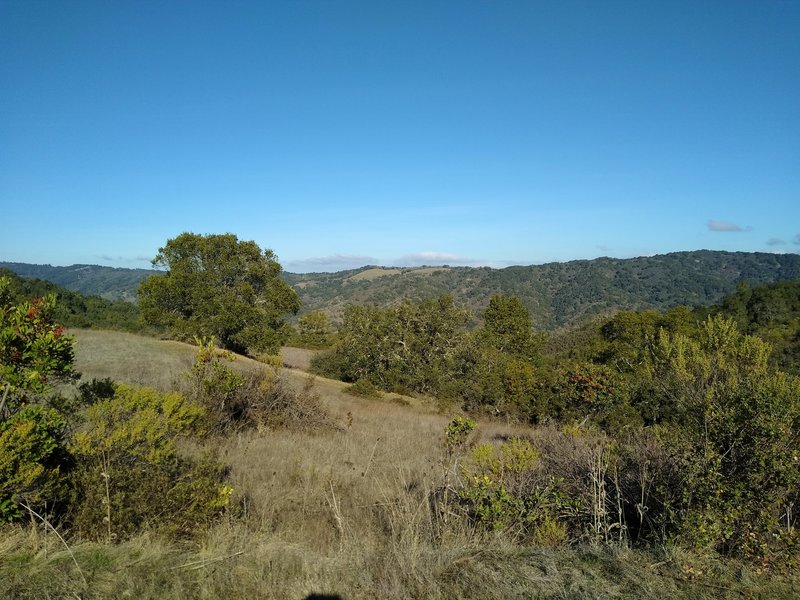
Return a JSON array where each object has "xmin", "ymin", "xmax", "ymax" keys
[{"xmin": 138, "ymin": 233, "xmax": 299, "ymax": 354}]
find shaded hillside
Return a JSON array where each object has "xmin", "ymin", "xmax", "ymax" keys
[
  {"xmin": 0, "ymin": 262, "xmax": 155, "ymax": 301},
  {"xmin": 0, "ymin": 268, "xmax": 147, "ymax": 332},
  {"xmin": 286, "ymin": 251, "xmax": 800, "ymax": 329}
]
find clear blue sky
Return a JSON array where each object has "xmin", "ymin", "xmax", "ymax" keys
[{"xmin": 2, "ymin": 0, "xmax": 798, "ymax": 272}]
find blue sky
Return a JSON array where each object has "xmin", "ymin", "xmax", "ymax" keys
[{"xmin": 1, "ymin": 1, "xmax": 798, "ymax": 272}]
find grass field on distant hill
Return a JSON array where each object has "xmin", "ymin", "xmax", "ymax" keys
[{"xmin": 6, "ymin": 328, "xmax": 791, "ymax": 599}]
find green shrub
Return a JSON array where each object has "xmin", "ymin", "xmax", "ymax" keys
[
  {"xmin": 77, "ymin": 377, "xmax": 117, "ymax": 405},
  {"xmin": 346, "ymin": 378, "xmax": 381, "ymax": 398},
  {"xmin": 68, "ymin": 385, "xmax": 231, "ymax": 541},
  {"xmin": 184, "ymin": 338, "xmax": 335, "ymax": 433},
  {"xmin": 651, "ymin": 316, "xmax": 800, "ymax": 563},
  {"xmin": 458, "ymin": 437, "xmax": 570, "ymax": 543},
  {"xmin": 0, "ymin": 277, "xmax": 77, "ymax": 414},
  {"xmin": 0, "ymin": 405, "xmax": 70, "ymax": 521}
]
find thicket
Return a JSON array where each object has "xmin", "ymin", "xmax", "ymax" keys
[{"xmin": 312, "ymin": 284, "xmax": 800, "ymax": 566}]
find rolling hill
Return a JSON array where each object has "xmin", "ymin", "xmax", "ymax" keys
[
  {"xmin": 0, "ymin": 262, "xmax": 154, "ymax": 302},
  {"xmin": 5, "ymin": 250, "xmax": 800, "ymax": 330},
  {"xmin": 285, "ymin": 250, "xmax": 800, "ymax": 328}
]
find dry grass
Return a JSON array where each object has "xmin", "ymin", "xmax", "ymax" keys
[
  {"xmin": 345, "ymin": 268, "xmax": 402, "ymax": 282},
  {"xmin": 281, "ymin": 346, "xmax": 318, "ymax": 371},
  {"xmin": 6, "ymin": 329, "xmax": 797, "ymax": 598},
  {"xmin": 71, "ymin": 329, "xmax": 266, "ymax": 391}
]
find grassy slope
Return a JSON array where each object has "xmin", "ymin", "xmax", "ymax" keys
[{"xmin": 4, "ymin": 329, "xmax": 797, "ymax": 599}]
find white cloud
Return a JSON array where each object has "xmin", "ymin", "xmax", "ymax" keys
[
  {"xmin": 766, "ymin": 238, "xmax": 787, "ymax": 247},
  {"xmin": 396, "ymin": 251, "xmax": 516, "ymax": 268},
  {"xmin": 98, "ymin": 255, "xmax": 153, "ymax": 265},
  {"xmin": 285, "ymin": 254, "xmax": 378, "ymax": 272},
  {"xmin": 706, "ymin": 220, "xmax": 751, "ymax": 232}
]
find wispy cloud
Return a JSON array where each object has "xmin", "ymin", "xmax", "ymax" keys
[
  {"xmin": 98, "ymin": 255, "xmax": 152, "ymax": 264},
  {"xmin": 285, "ymin": 254, "xmax": 378, "ymax": 272},
  {"xmin": 395, "ymin": 251, "xmax": 516, "ymax": 268},
  {"xmin": 707, "ymin": 220, "xmax": 751, "ymax": 232},
  {"xmin": 766, "ymin": 238, "xmax": 787, "ymax": 247},
  {"xmin": 286, "ymin": 250, "xmax": 523, "ymax": 272}
]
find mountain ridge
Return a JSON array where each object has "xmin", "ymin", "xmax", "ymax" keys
[{"xmin": 4, "ymin": 250, "xmax": 800, "ymax": 329}]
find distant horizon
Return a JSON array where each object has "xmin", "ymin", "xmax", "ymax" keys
[{"xmin": 4, "ymin": 246, "xmax": 799, "ymax": 275}]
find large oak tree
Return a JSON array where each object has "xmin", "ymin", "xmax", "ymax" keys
[{"xmin": 138, "ymin": 233, "xmax": 300, "ymax": 354}]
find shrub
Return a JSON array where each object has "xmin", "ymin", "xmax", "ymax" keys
[
  {"xmin": 346, "ymin": 378, "xmax": 381, "ymax": 399},
  {"xmin": 184, "ymin": 338, "xmax": 336, "ymax": 433},
  {"xmin": 650, "ymin": 316, "xmax": 800, "ymax": 563},
  {"xmin": 77, "ymin": 377, "xmax": 117, "ymax": 405},
  {"xmin": 0, "ymin": 278, "xmax": 77, "ymax": 415},
  {"xmin": 68, "ymin": 385, "xmax": 231, "ymax": 541},
  {"xmin": 457, "ymin": 437, "xmax": 570, "ymax": 544},
  {"xmin": 0, "ymin": 405, "xmax": 70, "ymax": 521},
  {"xmin": 183, "ymin": 337, "xmax": 247, "ymax": 430}
]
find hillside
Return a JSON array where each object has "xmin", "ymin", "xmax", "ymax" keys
[
  {"xmin": 286, "ymin": 250, "xmax": 800, "ymax": 328},
  {"xmin": 5, "ymin": 250, "xmax": 800, "ymax": 330},
  {"xmin": 0, "ymin": 268, "xmax": 146, "ymax": 332},
  {"xmin": 0, "ymin": 262, "xmax": 154, "ymax": 302}
]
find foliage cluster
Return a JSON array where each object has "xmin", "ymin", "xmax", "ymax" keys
[
  {"xmin": 313, "ymin": 293, "xmax": 542, "ymax": 412},
  {"xmin": 183, "ymin": 336, "xmax": 336, "ymax": 433},
  {"xmin": 69, "ymin": 385, "xmax": 232, "ymax": 540},
  {"xmin": 138, "ymin": 233, "xmax": 300, "ymax": 355},
  {"xmin": 291, "ymin": 310, "xmax": 336, "ymax": 349}
]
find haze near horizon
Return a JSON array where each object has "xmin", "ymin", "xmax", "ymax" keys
[{"xmin": 1, "ymin": 1, "xmax": 798, "ymax": 272}]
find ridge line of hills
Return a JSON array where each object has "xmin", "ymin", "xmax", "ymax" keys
[{"xmin": 3, "ymin": 249, "xmax": 800, "ymax": 330}]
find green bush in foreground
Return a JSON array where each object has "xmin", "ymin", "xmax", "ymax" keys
[
  {"xmin": 68, "ymin": 385, "xmax": 231, "ymax": 541},
  {"xmin": 0, "ymin": 405, "xmax": 70, "ymax": 521}
]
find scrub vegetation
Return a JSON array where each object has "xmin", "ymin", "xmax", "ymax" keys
[{"xmin": 1, "ymin": 236, "xmax": 799, "ymax": 598}]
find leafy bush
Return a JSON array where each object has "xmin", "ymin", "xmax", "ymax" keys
[
  {"xmin": 0, "ymin": 277, "xmax": 76, "ymax": 414},
  {"xmin": 293, "ymin": 310, "xmax": 336, "ymax": 349},
  {"xmin": 650, "ymin": 316, "xmax": 800, "ymax": 563},
  {"xmin": 183, "ymin": 337, "xmax": 247, "ymax": 430},
  {"xmin": 68, "ymin": 385, "xmax": 232, "ymax": 540},
  {"xmin": 345, "ymin": 378, "xmax": 381, "ymax": 399},
  {"xmin": 77, "ymin": 377, "xmax": 117, "ymax": 405},
  {"xmin": 0, "ymin": 406, "xmax": 70, "ymax": 521},
  {"xmin": 458, "ymin": 437, "xmax": 569, "ymax": 544}
]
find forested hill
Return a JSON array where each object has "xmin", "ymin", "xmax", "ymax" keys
[
  {"xmin": 285, "ymin": 250, "xmax": 800, "ymax": 329},
  {"xmin": 0, "ymin": 262, "xmax": 154, "ymax": 302},
  {"xmin": 4, "ymin": 250, "xmax": 800, "ymax": 330}
]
